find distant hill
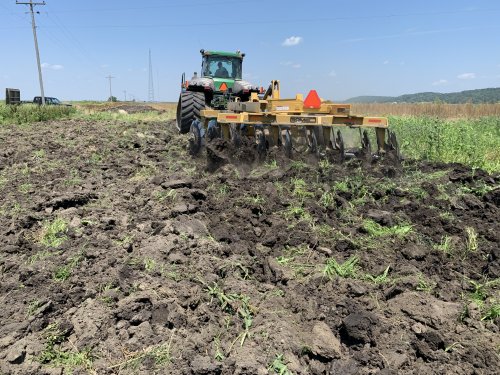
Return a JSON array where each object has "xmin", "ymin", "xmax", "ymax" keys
[{"xmin": 344, "ymin": 88, "xmax": 500, "ymax": 104}]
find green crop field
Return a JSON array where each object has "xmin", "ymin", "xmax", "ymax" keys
[{"xmin": 390, "ymin": 116, "xmax": 500, "ymax": 173}]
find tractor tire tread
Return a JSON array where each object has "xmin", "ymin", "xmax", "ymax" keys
[{"xmin": 176, "ymin": 91, "xmax": 205, "ymax": 134}]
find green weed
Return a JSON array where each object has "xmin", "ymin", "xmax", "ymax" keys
[
  {"xmin": 37, "ymin": 323, "xmax": 94, "ymax": 372},
  {"xmin": 465, "ymin": 227, "xmax": 478, "ymax": 253},
  {"xmin": 213, "ymin": 336, "xmax": 225, "ymax": 361},
  {"xmin": 323, "ymin": 255, "xmax": 359, "ymax": 279},
  {"xmin": 53, "ymin": 253, "xmax": 84, "ymax": 282},
  {"xmin": 32, "ymin": 149, "xmax": 46, "ymax": 160},
  {"xmin": 28, "ymin": 250, "xmax": 58, "ymax": 264},
  {"xmin": 290, "ymin": 160, "xmax": 307, "ymax": 170},
  {"xmin": 462, "ymin": 278, "xmax": 500, "ymax": 321},
  {"xmin": 291, "ymin": 178, "xmax": 314, "ymax": 200},
  {"xmin": 131, "ymin": 164, "xmax": 157, "ymax": 181},
  {"xmin": 155, "ymin": 188, "xmax": 177, "ymax": 202},
  {"xmin": 364, "ymin": 266, "xmax": 391, "ymax": 284},
  {"xmin": 144, "ymin": 257, "xmax": 156, "ymax": 272},
  {"xmin": 434, "ymin": 236, "xmax": 454, "ymax": 255},
  {"xmin": 269, "ymin": 354, "xmax": 293, "ymax": 375},
  {"xmin": 205, "ymin": 283, "xmax": 255, "ymax": 346},
  {"xmin": 362, "ymin": 219, "xmax": 412, "ymax": 238},
  {"xmin": 64, "ymin": 169, "xmax": 83, "ymax": 187},
  {"xmin": 265, "ymin": 159, "xmax": 278, "ymax": 169},
  {"xmin": 416, "ymin": 273, "xmax": 436, "ymax": 293},
  {"xmin": 26, "ymin": 299, "xmax": 43, "ymax": 317},
  {"xmin": 18, "ymin": 183, "xmax": 33, "ymax": 194},
  {"xmin": 38, "ymin": 218, "xmax": 68, "ymax": 248},
  {"xmin": 318, "ymin": 158, "xmax": 331, "ymax": 170},
  {"xmin": 320, "ymin": 191, "xmax": 335, "ymax": 208},
  {"xmin": 110, "ymin": 334, "xmax": 174, "ymax": 371},
  {"xmin": 481, "ymin": 304, "xmax": 500, "ymax": 321}
]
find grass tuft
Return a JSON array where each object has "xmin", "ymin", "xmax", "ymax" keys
[
  {"xmin": 323, "ymin": 255, "xmax": 359, "ymax": 279},
  {"xmin": 38, "ymin": 218, "xmax": 68, "ymax": 248}
]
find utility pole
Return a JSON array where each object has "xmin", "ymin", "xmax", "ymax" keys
[
  {"xmin": 148, "ymin": 49, "xmax": 154, "ymax": 102},
  {"xmin": 17, "ymin": 0, "xmax": 46, "ymax": 105},
  {"xmin": 123, "ymin": 90, "xmax": 127, "ymax": 102},
  {"xmin": 106, "ymin": 75, "xmax": 114, "ymax": 101}
]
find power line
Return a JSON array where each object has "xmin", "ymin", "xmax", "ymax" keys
[
  {"xmin": 6, "ymin": 0, "xmax": 267, "ymax": 14},
  {"xmin": 106, "ymin": 75, "xmax": 114, "ymax": 101},
  {"xmin": 17, "ymin": 0, "xmax": 46, "ymax": 105}
]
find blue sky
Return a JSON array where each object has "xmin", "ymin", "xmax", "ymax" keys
[{"xmin": 1, "ymin": 0, "xmax": 499, "ymax": 101}]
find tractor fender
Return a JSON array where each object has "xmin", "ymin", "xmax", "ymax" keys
[
  {"xmin": 232, "ymin": 80, "xmax": 259, "ymax": 95},
  {"xmin": 188, "ymin": 77, "xmax": 215, "ymax": 92}
]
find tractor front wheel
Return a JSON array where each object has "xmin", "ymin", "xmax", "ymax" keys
[{"xmin": 176, "ymin": 91, "xmax": 205, "ymax": 134}]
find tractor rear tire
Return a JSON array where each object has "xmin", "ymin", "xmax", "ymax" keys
[{"xmin": 176, "ymin": 91, "xmax": 205, "ymax": 134}]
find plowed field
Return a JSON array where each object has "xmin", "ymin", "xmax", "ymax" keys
[{"xmin": 0, "ymin": 117, "xmax": 499, "ymax": 374}]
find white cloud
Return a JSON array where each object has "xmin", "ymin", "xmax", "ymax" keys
[
  {"xmin": 432, "ymin": 79, "xmax": 448, "ymax": 86},
  {"xmin": 41, "ymin": 63, "xmax": 64, "ymax": 71},
  {"xmin": 280, "ymin": 61, "xmax": 301, "ymax": 68},
  {"xmin": 457, "ymin": 73, "xmax": 476, "ymax": 80},
  {"xmin": 282, "ymin": 36, "xmax": 303, "ymax": 47},
  {"xmin": 329, "ymin": 70, "xmax": 337, "ymax": 77}
]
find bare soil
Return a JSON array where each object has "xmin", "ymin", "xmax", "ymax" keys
[{"xmin": 0, "ymin": 118, "xmax": 499, "ymax": 374}]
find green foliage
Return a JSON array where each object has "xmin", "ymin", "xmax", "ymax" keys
[
  {"xmin": 390, "ymin": 116, "xmax": 500, "ymax": 173},
  {"xmin": 364, "ymin": 266, "xmax": 391, "ymax": 284},
  {"xmin": 205, "ymin": 283, "xmax": 255, "ymax": 346},
  {"xmin": 323, "ymin": 255, "xmax": 359, "ymax": 279},
  {"xmin": 155, "ymin": 188, "xmax": 178, "ymax": 202},
  {"xmin": 26, "ymin": 299, "xmax": 43, "ymax": 317},
  {"xmin": 38, "ymin": 323, "xmax": 94, "ymax": 372},
  {"xmin": 465, "ymin": 227, "xmax": 478, "ymax": 253},
  {"xmin": 53, "ymin": 253, "xmax": 84, "ymax": 282},
  {"xmin": 433, "ymin": 236, "xmax": 454, "ymax": 255},
  {"xmin": 276, "ymin": 244, "xmax": 313, "ymax": 278},
  {"xmin": 39, "ymin": 218, "xmax": 68, "ymax": 248},
  {"xmin": 290, "ymin": 178, "xmax": 314, "ymax": 200},
  {"xmin": 463, "ymin": 278, "xmax": 499, "ymax": 321},
  {"xmin": 269, "ymin": 354, "xmax": 293, "ymax": 375},
  {"xmin": 110, "ymin": 338, "xmax": 173, "ymax": 371},
  {"xmin": 362, "ymin": 219, "xmax": 412, "ymax": 238},
  {"xmin": 0, "ymin": 103, "xmax": 75, "ymax": 125},
  {"xmin": 416, "ymin": 273, "xmax": 436, "ymax": 293}
]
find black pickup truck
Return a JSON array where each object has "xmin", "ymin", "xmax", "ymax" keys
[{"xmin": 32, "ymin": 96, "xmax": 72, "ymax": 106}]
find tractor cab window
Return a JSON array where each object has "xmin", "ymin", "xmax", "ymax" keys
[{"xmin": 203, "ymin": 56, "xmax": 242, "ymax": 79}]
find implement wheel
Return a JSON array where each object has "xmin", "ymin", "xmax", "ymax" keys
[
  {"xmin": 189, "ymin": 120, "xmax": 203, "ymax": 155},
  {"xmin": 176, "ymin": 91, "xmax": 205, "ymax": 134},
  {"xmin": 284, "ymin": 129, "xmax": 293, "ymax": 158}
]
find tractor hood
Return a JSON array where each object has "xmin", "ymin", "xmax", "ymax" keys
[{"xmin": 189, "ymin": 76, "xmax": 258, "ymax": 94}]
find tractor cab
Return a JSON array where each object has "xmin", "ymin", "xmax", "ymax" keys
[{"xmin": 202, "ymin": 53, "xmax": 242, "ymax": 80}]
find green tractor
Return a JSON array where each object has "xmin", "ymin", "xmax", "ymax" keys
[{"xmin": 176, "ymin": 49, "xmax": 260, "ymax": 133}]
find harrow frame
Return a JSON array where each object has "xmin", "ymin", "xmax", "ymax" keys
[{"xmin": 192, "ymin": 80, "xmax": 399, "ymax": 160}]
